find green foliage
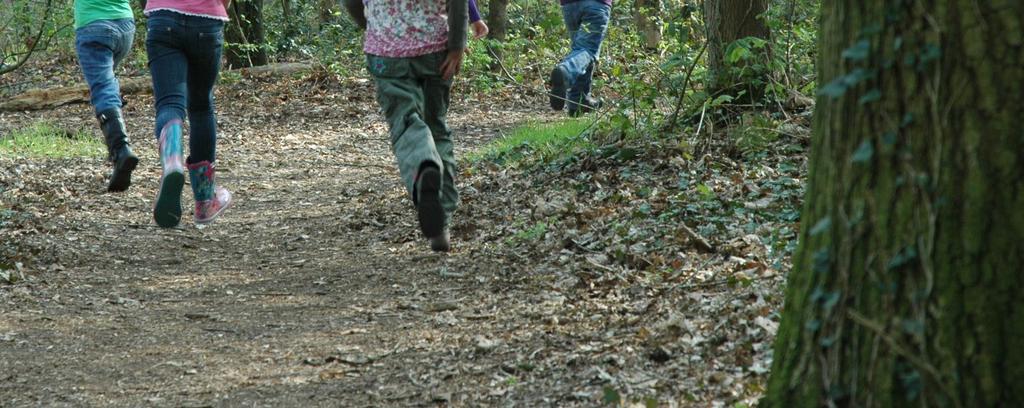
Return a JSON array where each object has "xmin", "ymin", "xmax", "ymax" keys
[
  {"xmin": 730, "ymin": 112, "xmax": 780, "ymax": 160},
  {"xmin": 468, "ymin": 118, "xmax": 592, "ymax": 165},
  {"xmin": 602, "ymin": 385, "xmax": 622, "ymax": 405},
  {"xmin": 0, "ymin": 122, "xmax": 103, "ymax": 158},
  {"xmin": 0, "ymin": 0, "xmax": 75, "ymax": 75}
]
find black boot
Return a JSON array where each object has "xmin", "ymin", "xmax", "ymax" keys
[{"xmin": 97, "ymin": 108, "xmax": 139, "ymax": 192}]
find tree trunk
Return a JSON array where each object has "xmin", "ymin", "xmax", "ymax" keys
[
  {"xmin": 764, "ymin": 1, "xmax": 1024, "ymax": 407},
  {"xmin": 485, "ymin": 0, "xmax": 508, "ymax": 72},
  {"xmin": 633, "ymin": 0, "xmax": 661, "ymax": 49},
  {"xmin": 225, "ymin": 0, "xmax": 268, "ymax": 69},
  {"xmin": 703, "ymin": 0, "xmax": 769, "ymax": 97}
]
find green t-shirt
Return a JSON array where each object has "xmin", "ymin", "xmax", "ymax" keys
[{"xmin": 74, "ymin": 0, "xmax": 133, "ymax": 29}]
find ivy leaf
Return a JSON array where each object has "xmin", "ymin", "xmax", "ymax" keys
[
  {"xmin": 810, "ymin": 217, "xmax": 832, "ymax": 236},
  {"xmin": 900, "ymin": 113, "xmax": 915, "ymax": 128},
  {"xmin": 818, "ymin": 78, "xmax": 848, "ymax": 98},
  {"xmin": 851, "ymin": 140, "xmax": 874, "ymax": 163},
  {"xmin": 602, "ymin": 386, "xmax": 621, "ymax": 405},
  {"xmin": 858, "ymin": 89, "xmax": 882, "ymax": 105},
  {"xmin": 842, "ymin": 39, "xmax": 871, "ymax": 61}
]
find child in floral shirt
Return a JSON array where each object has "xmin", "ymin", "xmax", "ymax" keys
[{"xmin": 344, "ymin": 0, "xmax": 468, "ymax": 252}]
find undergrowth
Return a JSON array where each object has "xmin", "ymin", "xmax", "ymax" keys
[
  {"xmin": 0, "ymin": 122, "xmax": 102, "ymax": 159},
  {"xmin": 467, "ymin": 118, "xmax": 593, "ymax": 165}
]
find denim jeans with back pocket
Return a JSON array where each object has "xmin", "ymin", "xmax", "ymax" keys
[
  {"xmin": 145, "ymin": 10, "xmax": 224, "ymax": 164},
  {"xmin": 75, "ymin": 18, "xmax": 135, "ymax": 114}
]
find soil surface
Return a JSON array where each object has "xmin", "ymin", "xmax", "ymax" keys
[{"xmin": 2, "ymin": 71, "xmax": 790, "ymax": 407}]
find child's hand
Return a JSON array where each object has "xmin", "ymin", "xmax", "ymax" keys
[
  {"xmin": 471, "ymin": 21, "xmax": 489, "ymax": 40},
  {"xmin": 441, "ymin": 48, "xmax": 465, "ymax": 80}
]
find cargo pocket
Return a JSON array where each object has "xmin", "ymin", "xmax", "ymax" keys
[{"xmin": 366, "ymin": 54, "xmax": 411, "ymax": 79}]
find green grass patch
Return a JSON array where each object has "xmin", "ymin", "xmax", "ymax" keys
[
  {"xmin": 0, "ymin": 121, "xmax": 103, "ymax": 158},
  {"xmin": 467, "ymin": 118, "xmax": 593, "ymax": 165}
]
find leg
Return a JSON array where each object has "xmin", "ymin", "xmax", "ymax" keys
[
  {"xmin": 75, "ymin": 21, "xmax": 123, "ymax": 114},
  {"xmin": 184, "ymin": 21, "xmax": 225, "ymax": 164},
  {"xmin": 368, "ymin": 54, "xmax": 445, "ymax": 240},
  {"xmin": 417, "ymin": 52, "xmax": 459, "ymax": 226},
  {"xmin": 146, "ymin": 19, "xmax": 188, "ymax": 141},
  {"xmin": 548, "ymin": 2, "xmax": 585, "ymax": 110},
  {"xmin": 368, "ymin": 55, "xmax": 442, "ymax": 199},
  {"xmin": 146, "ymin": 16, "xmax": 188, "ymax": 227},
  {"xmin": 565, "ymin": 1, "xmax": 611, "ymax": 112},
  {"xmin": 76, "ymin": 19, "xmax": 138, "ymax": 191},
  {"xmin": 183, "ymin": 19, "xmax": 232, "ymax": 224}
]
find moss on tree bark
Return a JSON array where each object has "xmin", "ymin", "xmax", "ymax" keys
[{"xmin": 764, "ymin": 1, "xmax": 1024, "ymax": 406}]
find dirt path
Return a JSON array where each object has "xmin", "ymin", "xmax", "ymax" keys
[
  {"xmin": 1, "ymin": 76, "xmax": 551, "ymax": 405},
  {"xmin": 2, "ymin": 74, "xmax": 784, "ymax": 406}
]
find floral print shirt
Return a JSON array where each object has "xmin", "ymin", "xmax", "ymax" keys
[{"xmin": 364, "ymin": 0, "xmax": 450, "ymax": 58}]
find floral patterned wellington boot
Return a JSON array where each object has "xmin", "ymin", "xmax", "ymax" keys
[
  {"xmin": 153, "ymin": 120, "xmax": 185, "ymax": 228},
  {"xmin": 187, "ymin": 160, "xmax": 232, "ymax": 224}
]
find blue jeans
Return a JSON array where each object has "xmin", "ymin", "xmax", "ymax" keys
[
  {"xmin": 75, "ymin": 18, "xmax": 135, "ymax": 114},
  {"xmin": 559, "ymin": 0, "xmax": 610, "ymax": 106},
  {"xmin": 145, "ymin": 10, "xmax": 224, "ymax": 164}
]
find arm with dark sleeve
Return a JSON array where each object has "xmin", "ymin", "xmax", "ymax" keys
[
  {"xmin": 468, "ymin": 0, "xmax": 480, "ymax": 23},
  {"xmin": 447, "ymin": 0, "xmax": 468, "ymax": 50},
  {"xmin": 343, "ymin": 0, "xmax": 367, "ymax": 30}
]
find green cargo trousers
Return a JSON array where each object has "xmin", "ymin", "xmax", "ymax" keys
[{"xmin": 367, "ymin": 51, "xmax": 458, "ymax": 226}]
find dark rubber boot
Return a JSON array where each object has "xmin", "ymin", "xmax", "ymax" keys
[
  {"xmin": 415, "ymin": 164, "xmax": 444, "ymax": 239},
  {"xmin": 548, "ymin": 66, "xmax": 570, "ymax": 111},
  {"xmin": 97, "ymin": 108, "xmax": 139, "ymax": 192}
]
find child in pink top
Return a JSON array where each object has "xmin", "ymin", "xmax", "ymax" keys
[{"xmin": 145, "ymin": 0, "xmax": 233, "ymax": 228}]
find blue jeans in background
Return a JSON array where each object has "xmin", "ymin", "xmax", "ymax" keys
[
  {"xmin": 559, "ymin": 0, "xmax": 611, "ymax": 107},
  {"xmin": 145, "ymin": 10, "xmax": 224, "ymax": 164},
  {"xmin": 75, "ymin": 18, "xmax": 135, "ymax": 114}
]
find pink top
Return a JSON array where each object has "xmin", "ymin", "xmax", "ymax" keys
[
  {"xmin": 145, "ymin": 0, "xmax": 229, "ymax": 21},
  {"xmin": 364, "ymin": 0, "xmax": 449, "ymax": 58}
]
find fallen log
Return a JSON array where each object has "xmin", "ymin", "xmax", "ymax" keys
[{"xmin": 0, "ymin": 62, "xmax": 313, "ymax": 112}]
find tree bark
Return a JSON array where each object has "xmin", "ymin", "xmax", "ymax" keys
[
  {"xmin": 703, "ymin": 0, "xmax": 769, "ymax": 97},
  {"xmin": 225, "ymin": 0, "xmax": 269, "ymax": 69},
  {"xmin": 633, "ymin": 0, "xmax": 661, "ymax": 49},
  {"xmin": 485, "ymin": 0, "xmax": 508, "ymax": 71},
  {"xmin": 764, "ymin": 1, "xmax": 1024, "ymax": 407}
]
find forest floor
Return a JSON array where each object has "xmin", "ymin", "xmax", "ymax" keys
[{"xmin": 0, "ymin": 62, "xmax": 808, "ymax": 406}]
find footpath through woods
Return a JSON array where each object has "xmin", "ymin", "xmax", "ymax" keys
[{"xmin": 1, "ymin": 71, "xmax": 795, "ymax": 406}]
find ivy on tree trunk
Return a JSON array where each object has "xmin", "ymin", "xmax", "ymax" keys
[{"xmin": 764, "ymin": 1, "xmax": 1024, "ymax": 406}]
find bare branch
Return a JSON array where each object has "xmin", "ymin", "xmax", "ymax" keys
[{"xmin": 0, "ymin": 0, "xmax": 54, "ymax": 76}]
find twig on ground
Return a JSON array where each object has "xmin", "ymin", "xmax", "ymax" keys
[{"xmin": 681, "ymin": 224, "xmax": 715, "ymax": 252}]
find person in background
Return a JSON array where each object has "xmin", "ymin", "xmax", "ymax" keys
[
  {"xmin": 144, "ymin": 0, "xmax": 233, "ymax": 228},
  {"xmin": 74, "ymin": 0, "xmax": 139, "ymax": 192},
  {"xmin": 343, "ymin": 0, "xmax": 468, "ymax": 252},
  {"xmin": 548, "ymin": 0, "xmax": 611, "ymax": 117},
  {"xmin": 469, "ymin": 0, "xmax": 489, "ymax": 39}
]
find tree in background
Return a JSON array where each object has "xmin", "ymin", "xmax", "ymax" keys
[
  {"xmin": 485, "ymin": 0, "xmax": 508, "ymax": 71},
  {"xmin": 0, "ymin": 0, "xmax": 55, "ymax": 76},
  {"xmin": 225, "ymin": 0, "xmax": 269, "ymax": 68},
  {"xmin": 703, "ymin": 0, "xmax": 769, "ymax": 98},
  {"xmin": 764, "ymin": 0, "xmax": 1024, "ymax": 406},
  {"xmin": 634, "ymin": 0, "xmax": 660, "ymax": 49}
]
